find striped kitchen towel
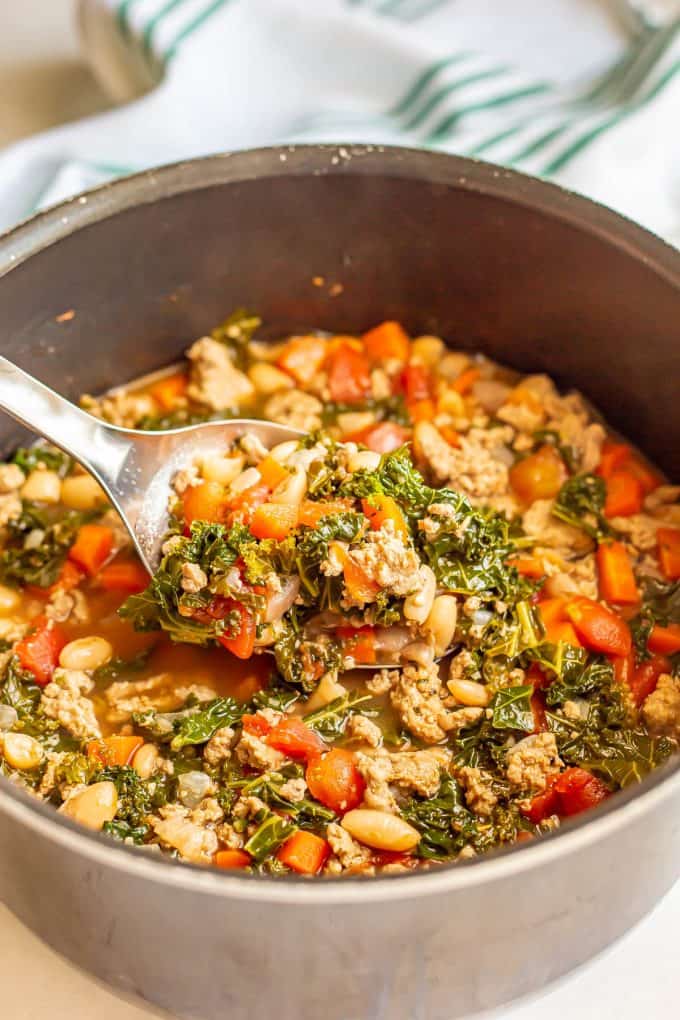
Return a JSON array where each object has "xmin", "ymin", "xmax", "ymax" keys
[{"xmin": 1, "ymin": 0, "xmax": 679, "ymax": 242}]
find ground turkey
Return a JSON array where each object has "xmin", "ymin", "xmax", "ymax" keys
[
  {"xmin": 413, "ymin": 421, "xmax": 510, "ymax": 501},
  {"xmin": 186, "ymin": 336, "xmax": 255, "ymax": 411},
  {"xmin": 263, "ymin": 389, "xmax": 323, "ymax": 432},
  {"xmin": 150, "ymin": 804, "xmax": 218, "ymax": 864},
  {"xmin": 390, "ymin": 662, "xmax": 459, "ymax": 744},
  {"xmin": 457, "ymin": 767, "xmax": 498, "ymax": 817},
  {"xmin": 326, "ymin": 822, "xmax": 373, "ymax": 871},
  {"xmin": 642, "ymin": 674, "xmax": 680, "ymax": 742},
  {"xmin": 345, "ymin": 521, "xmax": 421, "ymax": 603},
  {"xmin": 506, "ymin": 733, "xmax": 562, "ymax": 794},
  {"xmin": 40, "ymin": 668, "xmax": 101, "ymax": 740}
]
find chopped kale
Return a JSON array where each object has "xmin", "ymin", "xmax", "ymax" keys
[
  {"xmin": 402, "ymin": 774, "xmax": 471, "ymax": 859},
  {"xmin": 0, "ymin": 504, "xmax": 100, "ymax": 588},
  {"xmin": 12, "ymin": 445, "xmax": 73, "ymax": 478},
  {"xmin": 490, "ymin": 685, "xmax": 535, "ymax": 732},
  {"xmin": 321, "ymin": 394, "xmax": 410, "ymax": 428},
  {"xmin": 303, "ymin": 689, "xmax": 374, "ymax": 739},
  {"xmin": 92, "ymin": 647, "xmax": 153, "ymax": 683},
  {"xmin": 102, "ymin": 819, "xmax": 150, "ymax": 844},
  {"xmin": 244, "ymin": 811, "xmax": 296, "ymax": 862},
  {"xmin": 170, "ymin": 697, "xmax": 244, "ymax": 751},
  {"xmin": 95, "ymin": 765, "xmax": 171, "ymax": 826},
  {"xmin": 552, "ymin": 473, "xmax": 609, "ymax": 539}
]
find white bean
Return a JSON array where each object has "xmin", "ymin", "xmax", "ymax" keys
[
  {"xmin": 132, "ymin": 743, "xmax": 161, "ymax": 779},
  {"xmin": 403, "ymin": 565, "xmax": 436, "ymax": 625},
  {"xmin": 270, "ymin": 466, "xmax": 307, "ymax": 507},
  {"xmin": 268, "ymin": 440, "xmax": 299, "ymax": 464},
  {"xmin": 411, "ymin": 335, "xmax": 444, "ymax": 366},
  {"xmin": 229, "ymin": 467, "xmax": 261, "ymax": 495},
  {"xmin": 60, "ymin": 781, "xmax": 118, "ymax": 830},
  {"xmin": 178, "ymin": 770, "xmax": 213, "ymax": 809},
  {"xmin": 347, "ymin": 450, "xmax": 381, "ymax": 473},
  {"xmin": 200, "ymin": 453, "xmax": 245, "ymax": 486},
  {"xmin": 0, "ymin": 705, "xmax": 18, "ymax": 731},
  {"xmin": 247, "ymin": 363, "xmax": 294, "ymax": 395},
  {"xmin": 400, "ymin": 641, "xmax": 435, "ymax": 668},
  {"xmin": 59, "ymin": 636, "xmax": 113, "ymax": 671},
  {"xmin": 60, "ymin": 474, "xmax": 108, "ymax": 510},
  {"xmin": 0, "ymin": 584, "xmax": 21, "ymax": 616},
  {"xmin": 2, "ymin": 732, "xmax": 44, "ymax": 770},
  {"xmin": 336, "ymin": 411, "xmax": 375, "ymax": 437},
  {"xmin": 342, "ymin": 809, "xmax": 420, "ymax": 852},
  {"xmin": 423, "ymin": 595, "xmax": 458, "ymax": 656},
  {"xmin": 21, "ymin": 469, "xmax": 61, "ymax": 504},
  {"xmin": 303, "ymin": 674, "xmax": 348, "ymax": 713},
  {"xmin": 447, "ymin": 677, "xmax": 490, "ymax": 707}
]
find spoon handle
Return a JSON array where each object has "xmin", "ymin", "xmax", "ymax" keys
[{"xmin": 0, "ymin": 356, "xmax": 131, "ymax": 489}]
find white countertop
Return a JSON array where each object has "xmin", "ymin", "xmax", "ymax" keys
[{"xmin": 0, "ymin": 3, "xmax": 678, "ymax": 1017}]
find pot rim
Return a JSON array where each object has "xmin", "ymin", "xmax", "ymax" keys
[{"xmin": 0, "ymin": 143, "xmax": 679, "ymax": 902}]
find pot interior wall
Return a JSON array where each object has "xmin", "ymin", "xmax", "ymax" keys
[{"xmin": 0, "ymin": 170, "xmax": 678, "ymax": 474}]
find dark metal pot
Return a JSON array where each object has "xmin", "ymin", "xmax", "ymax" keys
[{"xmin": 0, "ymin": 146, "xmax": 678, "ymax": 1020}]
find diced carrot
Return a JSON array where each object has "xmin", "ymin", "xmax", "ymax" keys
[
  {"xmin": 336, "ymin": 625, "xmax": 377, "ymax": 664},
  {"xmin": 401, "ymin": 364, "xmax": 432, "ymax": 402},
  {"xmin": 306, "ymin": 749, "xmax": 365, "ymax": 813},
  {"xmin": 297, "ymin": 499, "xmax": 352, "ymax": 528},
  {"xmin": 342, "ymin": 558, "xmax": 379, "ymax": 603},
  {"xmin": 276, "ymin": 830, "xmax": 330, "ymax": 875},
  {"xmin": 509, "ymin": 445, "xmax": 567, "ymax": 503},
  {"xmin": 452, "ymin": 366, "xmax": 481, "ymax": 395},
  {"xmin": 546, "ymin": 620, "xmax": 582, "ymax": 647},
  {"xmin": 510, "ymin": 555, "xmax": 545, "ymax": 579},
  {"xmin": 597, "ymin": 440, "xmax": 631, "ymax": 479},
  {"xmin": 438, "ymin": 424, "xmax": 460, "ymax": 447},
  {"xmin": 182, "ymin": 480, "xmax": 227, "ymax": 526},
  {"xmin": 596, "ymin": 541, "xmax": 638, "ymax": 605},
  {"xmin": 361, "ymin": 494, "xmax": 409, "ymax": 540},
  {"xmin": 14, "ymin": 617, "xmax": 66, "ymax": 686},
  {"xmin": 628, "ymin": 654, "xmax": 671, "ymax": 707},
  {"xmin": 537, "ymin": 597, "xmax": 569, "ymax": 629},
  {"xmin": 362, "ymin": 321, "xmax": 410, "ymax": 364},
  {"xmin": 604, "ymin": 470, "xmax": 643, "ymax": 518},
  {"xmin": 648, "ymin": 623, "xmax": 680, "ymax": 656},
  {"xmin": 565, "ymin": 597, "xmax": 631, "ymax": 657},
  {"xmin": 226, "ymin": 484, "xmax": 270, "ymax": 521},
  {"xmin": 98, "ymin": 561, "xmax": 150, "ymax": 594},
  {"xmin": 257, "ymin": 455, "xmax": 291, "ymax": 491},
  {"xmin": 87, "ymin": 735, "xmax": 144, "ymax": 767},
  {"xmin": 347, "ymin": 421, "xmax": 410, "ymax": 454},
  {"xmin": 216, "ymin": 601, "xmax": 256, "ymax": 660},
  {"xmin": 68, "ymin": 524, "xmax": 114, "ymax": 576},
  {"xmin": 249, "ymin": 503, "xmax": 298, "ymax": 541},
  {"xmin": 148, "ymin": 371, "xmax": 188, "ymax": 411},
  {"xmin": 626, "ymin": 455, "xmax": 661, "ymax": 495},
  {"xmin": 598, "ymin": 440, "xmax": 660, "ymax": 495},
  {"xmin": 326, "ymin": 341, "xmax": 371, "ymax": 403},
  {"xmin": 408, "ymin": 398, "xmax": 436, "ymax": 423},
  {"xmin": 657, "ymin": 527, "xmax": 680, "ymax": 580},
  {"xmin": 276, "ymin": 335, "xmax": 328, "ymax": 386},
  {"xmin": 266, "ymin": 717, "xmax": 327, "ymax": 761},
  {"xmin": 215, "ymin": 849, "xmax": 251, "ymax": 870}
]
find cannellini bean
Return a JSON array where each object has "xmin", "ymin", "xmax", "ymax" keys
[
  {"xmin": 61, "ymin": 781, "xmax": 118, "ymax": 830},
  {"xmin": 342, "ymin": 809, "xmax": 421, "ymax": 852},
  {"xmin": 0, "ymin": 705, "xmax": 18, "ymax": 731},
  {"xmin": 268, "ymin": 440, "xmax": 299, "ymax": 464},
  {"xmin": 20, "ymin": 469, "xmax": 61, "ymax": 504},
  {"xmin": 132, "ymin": 743, "xmax": 161, "ymax": 779},
  {"xmin": 60, "ymin": 474, "xmax": 108, "ymax": 510},
  {"xmin": 248, "ymin": 362, "xmax": 294, "ymax": 395},
  {"xmin": 303, "ymin": 673, "xmax": 348, "ymax": 713},
  {"xmin": 411, "ymin": 335, "xmax": 444, "ymax": 366},
  {"xmin": 270, "ymin": 466, "xmax": 307, "ymax": 506},
  {"xmin": 447, "ymin": 677, "xmax": 490, "ymax": 707},
  {"xmin": 424, "ymin": 595, "xmax": 458, "ymax": 656},
  {"xmin": 229, "ymin": 467, "xmax": 261, "ymax": 495},
  {"xmin": 0, "ymin": 584, "xmax": 21, "ymax": 615},
  {"xmin": 438, "ymin": 351, "xmax": 470, "ymax": 380},
  {"xmin": 347, "ymin": 450, "xmax": 381, "ymax": 473},
  {"xmin": 59, "ymin": 636, "xmax": 113, "ymax": 671},
  {"xmin": 200, "ymin": 453, "xmax": 245, "ymax": 486},
  {"xmin": 403, "ymin": 565, "xmax": 436, "ymax": 625},
  {"xmin": 336, "ymin": 411, "xmax": 375, "ymax": 437},
  {"xmin": 2, "ymin": 732, "xmax": 44, "ymax": 770},
  {"xmin": 400, "ymin": 641, "xmax": 436, "ymax": 668}
]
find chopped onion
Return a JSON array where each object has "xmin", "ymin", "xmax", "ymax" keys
[
  {"xmin": 265, "ymin": 576, "xmax": 300, "ymax": 622},
  {"xmin": 471, "ymin": 379, "xmax": 511, "ymax": 413},
  {"xmin": 178, "ymin": 771, "xmax": 212, "ymax": 809},
  {"xmin": 472, "ymin": 610, "xmax": 493, "ymax": 628}
]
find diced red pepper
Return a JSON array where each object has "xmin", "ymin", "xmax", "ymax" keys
[
  {"xmin": 14, "ymin": 617, "xmax": 66, "ymax": 686},
  {"xmin": 266, "ymin": 717, "xmax": 327, "ymax": 761}
]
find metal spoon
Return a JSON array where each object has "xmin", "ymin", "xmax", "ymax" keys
[{"xmin": 0, "ymin": 357, "xmax": 302, "ymax": 573}]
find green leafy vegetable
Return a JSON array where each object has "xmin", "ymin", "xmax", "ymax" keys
[
  {"xmin": 12, "ymin": 446, "xmax": 73, "ymax": 478},
  {"xmin": 552, "ymin": 474, "xmax": 609, "ymax": 539},
  {"xmin": 402, "ymin": 774, "xmax": 471, "ymax": 859},
  {"xmin": 303, "ymin": 690, "xmax": 374, "ymax": 739},
  {"xmin": 102, "ymin": 819, "xmax": 150, "ymax": 844},
  {"xmin": 244, "ymin": 812, "xmax": 296, "ymax": 862},
  {"xmin": 490, "ymin": 685, "xmax": 535, "ymax": 731},
  {"xmin": 170, "ymin": 697, "xmax": 244, "ymax": 751},
  {"xmin": 0, "ymin": 504, "xmax": 100, "ymax": 588}
]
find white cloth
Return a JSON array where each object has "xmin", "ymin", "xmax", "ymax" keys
[{"xmin": 0, "ymin": 0, "xmax": 679, "ymax": 244}]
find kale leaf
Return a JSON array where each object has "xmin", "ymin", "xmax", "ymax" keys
[
  {"xmin": 0, "ymin": 504, "xmax": 100, "ymax": 588},
  {"xmin": 244, "ymin": 811, "xmax": 296, "ymax": 862},
  {"xmin": 490, "ymin": 685, "xmax": 535, "ymax": 732},
  {"xmin": 402, "ymin": 774, "xmax": 472, "ymax": 859},
  {"xmin": 12, "ymin": 446, "xmax": 73, "ymax": 478},
  {"xmin": 102, "ymin": 819, "xmax": 150, "ymax": 844},
  {"xmin": 303, "ymin": 689, "xmax": 374, "ymax": 739},
  {"xmin": 552, "ymin": 474, "xmax": 609, "ymax": 539},
  {"xmin": 170, "ymin": 697, "xmax": 244, "ymax": 751}
]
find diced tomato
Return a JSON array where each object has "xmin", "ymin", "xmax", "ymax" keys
[
  {"xmin": 553, "ymin": 767, "xmax": 609, "ymax": 817},
  {"xmin": 408, "ymin": 398, "xmax": 436, "ymax": 423},
  {"xmin": 297, "ymin": 499, "xmax": 353, "ymax": 528},
  {"xmin": 241, "ymin": 713, "xmax": 273, "ymax": 737},
  {"xmin": 648, "ymin": 623, "xmax": 680, "ymax": 656},
  {"xmin": 362, "ymin": 321, "xmax": 410, "ymax": 364},
  {"xmin": 452, "ymin": 366, "xmax": 481, "ymax": 395},
  {"xmin": 14, "ymin": 617, "xmax": 66, "ymax": 686},
  {"xmin": 266, "ymin": 717, "xmax": 327, "ymax": 761},
  {"xmin": 68, "ymin": 524, "xmax": 114, "ymax": 576},
  {"xmin": 596, "ymin": 541, "xmax": 638, "ymax": 605},
  {"xmin": 610, "ymin": 649, "xmax": 635, "ymax": 691},
  {"xmin": 87, "ymin": 735, "xmax": 144, "ymax": 767},
  {"xmin": 227, "ymin": 484, "xmax": 271, "ymax": 524},
  {"xmin": 401, "ymin": 363, "xmax": 432, "ymax": 403},
  {"xmin": 216, "ymin": 601, "xmax": 256, "ymax": 660},
  {"xmin": 657, "ymin": 528, "xmax": 680, "ymax": 581},
  {"xmin": 306, "ymin": 748, "xmax": 366, "ymax": 814},
  {"xmin": 509, "ymin": 445, "xmax": 567, "ymax": 503},
  {"xmin": 51, "ymin": 559, "xmax": 83, "ymax": 594},
  {"xmin": 526, "ymin": 662, "xmax": 551, "ymax": 690},
  {"xmin": 98, "ymin": 560, "xmax": 150, "ymax": 594},
  {"xmin": 326, "ymin": 341, "xmax": 371, "ymax": 403},
  {"xmin": 361, "ymin": 494, "xmax": 409, "ymax": 540},
  {"xmin": 565, "ymin": 597, "xmax": 631, "ymax": 657},
  {"xmin": 215, "ymin": 849, "xmax": 251, "ymax": 870},
  {"xmin": 604, "ymin": 470, "xmax": 643, "ymax": 518},
  {"xmin": 249, "ymin": 502, "xmax": 298, "ymax": 541},
  {"xmin": 148, "ymin": 371, "xmax": 188, "ymax": 410},
  {"xmin": 521, "ymin": 777, "xmax": 559, "ymax": 824},
  {"xmin": 276, "ymin": 830, "xmax": 330, "ymax": 875},
  {"xmin": 276, "ymin": 335, "xmax": 328, "ymax": 386},
  {"xmin": 628, "ymin": 654, "xmax": 671, "ymax": 707},
  {"xmin": 347, "ymin": 421, "xmax": 410, "ymax": 454},
  {"xmin": 370, "ymin": 849, "xmax": 419, "ymax": 868},
  {"xmin": 336, "ymin": 625, "xmax": 376, "ymax": 664},
  {"xmin": 182, "ymin": 480, "xmax": 227, "ymax": 527}
]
